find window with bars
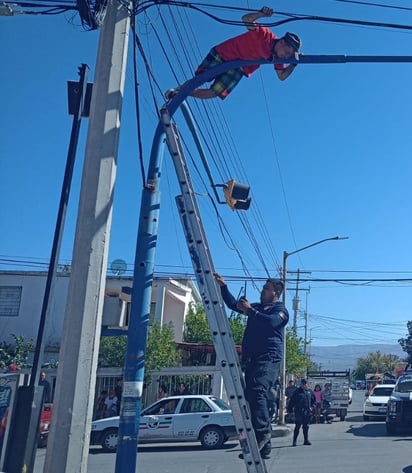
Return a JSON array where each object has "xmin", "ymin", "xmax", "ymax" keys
[{"xmin": 0, "ymin": 286, "xmax": 22, "ymax": 317}]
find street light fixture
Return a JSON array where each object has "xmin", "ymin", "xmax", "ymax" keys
[{"xmin": 278, "ymin": 235, "xmax": 348, "ymax": 424}]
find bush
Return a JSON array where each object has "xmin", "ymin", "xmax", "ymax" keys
[{"xmin": 0, "ymin": 334, "xmax": 34, "ymax": 371}]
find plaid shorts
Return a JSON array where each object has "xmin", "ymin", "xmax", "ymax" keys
[{"xmin": 195, "ymin": 48, "xmax": 245, "ymax": 100}]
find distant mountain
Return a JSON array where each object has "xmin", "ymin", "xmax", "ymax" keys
[{"xmin": 309, "ymin": 344, "xmax": 406, "ymax": 372}]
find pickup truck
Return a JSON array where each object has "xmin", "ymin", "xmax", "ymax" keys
[
  {"xmin": 386, "ymin": 370, "xmax": 412, "ymax": 434},
  {"xmin": 307, "ymin": 370, "xmax": 351, "ymax": 421},
  {"xmin": 38, "ymin": 403, "xmax": 53, "ymax": 448}
]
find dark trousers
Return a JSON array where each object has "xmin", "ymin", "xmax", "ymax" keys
[
  {"xmin": 244, "ymin": 355, "xmax": 281, "ymax": 443},
  {"xmin": 293, "ymin": 414, "xmax": 310, "ymax": 443}
]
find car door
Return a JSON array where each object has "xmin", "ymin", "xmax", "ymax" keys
[
  {"xmin": 139, "ymin": 398, "xmax": 180, "ymax": 441},
  {"xmin": 172, "ymin": 397, "xmax": 213, "ymax": 441}
]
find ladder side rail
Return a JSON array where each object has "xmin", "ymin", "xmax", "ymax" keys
[
  {"xmin": 175, "ymin": 195, "xmax": 266, "ymax": 472},
  {"xmin": 175, "ymin": 196, "xmax": 251, "ymax": 417},
  {"xmin": 161, "ymin": 109, "xmax": 267, "ymax": 473}
]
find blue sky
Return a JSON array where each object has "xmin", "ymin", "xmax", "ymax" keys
[{"xmin": 2, "ymin": 0, "xmax": 412, "ymax": 348}]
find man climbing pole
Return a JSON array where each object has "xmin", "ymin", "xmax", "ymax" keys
[{"xmin": 165, "ymin": 6, "xmax": 301, "ymax": 100}]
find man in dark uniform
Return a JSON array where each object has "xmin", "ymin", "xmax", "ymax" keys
[
  {"xmin": 214, "ymin": 274, "xmax": 289, "ymax": 459},
  {"xmin": 287, "ymin": 378, "xmax": 316, "ymax": 446},
  {"xmin": 39, "ymin": 371, "xmax": 52, "ymax": 403}
]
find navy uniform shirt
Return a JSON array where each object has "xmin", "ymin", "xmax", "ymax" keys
[{"xmin": 220, "ymin": 285, "xmax": 289, "ymax": 361}]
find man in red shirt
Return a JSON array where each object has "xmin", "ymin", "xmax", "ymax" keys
[{"xmin": 166, "ymin": 6, "xmax": 301, "ymax": 100}]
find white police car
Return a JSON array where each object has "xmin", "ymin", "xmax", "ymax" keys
[{"xmin": 91, "ymin": 394, "xmax": 237, "ymax": 451}]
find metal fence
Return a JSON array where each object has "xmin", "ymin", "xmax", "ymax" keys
[
  {"xmin": 94, "ymin": 366, "xmax": 224, "ymax": 419},
  {"xmin": 15, "ymin": 366, "xmax": 225, "ymax": 420}
]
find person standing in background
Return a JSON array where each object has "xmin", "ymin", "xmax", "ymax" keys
[{"xmin": 39, "ymin": 371, "xmax": 52, "ymax": 403}]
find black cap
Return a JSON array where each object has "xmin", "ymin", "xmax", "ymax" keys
[
  {"xmin": 283, "ymin": 32, "xmax": 301, "ymax": 52},
  {"xmin": 300, "ymin": 378, "xmax": 307, "ymax": 385}
]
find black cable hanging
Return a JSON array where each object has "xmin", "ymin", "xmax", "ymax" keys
[
  {"xmin": 76, "ymin": 0, "xmax": 108, "ymax": 30},
  {"xmin": 336, "ymin": 0, "xmax": 412, "ymax": 12},
  {"xmin": 133, "ymin": 0, "xmax": 412, "ymax": 32},
  {"xmin": 130, "ymin": 11, "xmax": 147, "ymax": 187},
  {"xmin": 141, "ymin": 4, "xmax": 283, "ymax": 281}
]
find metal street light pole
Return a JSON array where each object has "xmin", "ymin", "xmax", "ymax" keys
[{"xmin": 278, "ymin": 236, "xmax": 348, "ymax": 424}]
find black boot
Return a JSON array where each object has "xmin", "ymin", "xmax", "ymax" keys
[
  {"xmin": 260, "ymin": 441, "xmax": 271, "ymax": 459},
  {"xmin": 293, "ymin": 425, "xmax": 299, "ymax": 446}
]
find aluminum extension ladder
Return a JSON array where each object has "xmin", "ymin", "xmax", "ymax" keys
[{"xmin": 161, "ymin": 106, "xmax": 268, "ymax": 473}]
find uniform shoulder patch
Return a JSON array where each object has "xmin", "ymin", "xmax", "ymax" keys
[{"xmin": 279, "ymin": 311, "xmax": 287, "ymax": 320}]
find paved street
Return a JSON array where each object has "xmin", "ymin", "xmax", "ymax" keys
[{"xmin": 34, "ymin": 390, "xmax": 412, "ymax": 473}]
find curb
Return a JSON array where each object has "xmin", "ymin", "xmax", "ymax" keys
[{"xmin": 271, "ymin": 424, "xmax": 292, "ymax": 438}]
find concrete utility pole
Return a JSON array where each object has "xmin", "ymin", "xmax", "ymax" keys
[{"xmin": 43, "ymin": 2, "xmax": 130, "ymax": 472}]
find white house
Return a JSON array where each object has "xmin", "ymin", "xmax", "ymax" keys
[{"xmin": 0, "ymin": 271, "xmax": 201, "ymax": 354}]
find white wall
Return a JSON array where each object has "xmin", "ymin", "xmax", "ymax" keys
[{"xmin": 0, "ymin": 271, "xmax": 201, "ymax": 348}]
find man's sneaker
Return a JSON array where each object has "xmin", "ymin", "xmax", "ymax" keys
[
  {"xmin": 292, "ymin": 441, "xmax": 297, "ymax": 447},
  {"xmin": 304, "ymin": 441, "xmax": 312, "ymax": 445},
  {"xmin": 164, "ymin": 88, "xmax": 180, "ymax": 100}
]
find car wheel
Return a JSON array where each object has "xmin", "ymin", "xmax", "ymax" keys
[
  {"xmin": 199, "ymin": 425, "xmax": 225, "ymax": 449},
  {"xmin": 100, "ymin": 428, "xmax": 119, "ymax": 452}
]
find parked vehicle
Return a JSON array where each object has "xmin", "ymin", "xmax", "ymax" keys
[
  {"xmin": 386, "ymin": 370, "xmax": 412, "ymax": 434},
  {"xmin": 307, "ymin": 370, "xmax": 351, "ymax": 421},
  {"xmin": 91, "ymin": 394, "xmax": 237, "ymax": 451},
  {"xmin": 363, "ymin": 384, "xmax": 395, "ymax": 421},
  {"xmin": 38, "ymin": 403, "xmax": 53, "ymax": 448}
]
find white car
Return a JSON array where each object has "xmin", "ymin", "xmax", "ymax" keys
[
  {"xmin": 91, "ymin": 394, "xmax": 237, "ymax": 451},
  {"xmin": 363, "ymin": 384, "xmax": 395, "ymax": 421}
]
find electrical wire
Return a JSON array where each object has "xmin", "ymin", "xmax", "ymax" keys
[
  {"xmin": 131, "ymin": 0, "xmax": 412, "ymax": 285},
  {"xmin": 335, "ymin": 0, "xmax": 412, "ymax": 13},
  {"xmin": 133, "ymin": 1, "xmax": 412, "ymax": 32},
  {"xmin": 130, "ymin": 12, "xmax": 147, "ymax": 187}
]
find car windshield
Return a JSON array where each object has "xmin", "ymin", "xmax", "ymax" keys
[
  {"xmin": 395, "ymin": 380, "xmax": 412, "ymax": 393},
  {"xmin": 372, "ymin": 387, "xmax": 393, "ymax": 396}
]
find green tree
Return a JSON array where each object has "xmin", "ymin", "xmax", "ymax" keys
[
  {"xmin": 228, "ymin": 312, "xmax": 247, "ymax": 346},
  {"xmin": 0, "ymin": 334, "xmax": 34, "ymax": 370},
  {"xmin": 285, "ymin": 329, "xmax": 309, "ymax": 377},
  {"xmin": 98, "ymin": 336, "xmax": 127, "ymax": 367},
  {"xmin": 352, "ymin": 351, "xmax": 400, "ymax": 380},
  {"xmin": 146, "ymin": 322, "xmax": 180, "ymax": 372},
  {"xmin": 398, "ymin": 321, "xmax": 412, "ymax": 364},
  {"xmin": 183, "ymin": 303, "xmax": 211, "ymax": 343},
  {"xmin": 183, "ymin": 303, "xmax": 246, "ymax": 345},
  {"xmin": 98, "ymin": 322, "xmax": 181, "ymax": 373}
]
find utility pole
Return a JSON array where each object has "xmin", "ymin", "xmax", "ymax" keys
[
  {"xmin": 292, "ymin": 269, "xmax": 300, "ymax": 334},
  {"xmin": 43, "ymin": 2, "xmax": 130, "ymax": 472},
  {"xmin": 291, "ymin": 269, "xmax": 310, "ymax": 335},
  {"xmin": 3, "ymin": 64, "xmax": 90, "ymax": 473},
  {"xmin": 303, "ymin": 289, "xmax": 310, "ymax": 356}
]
